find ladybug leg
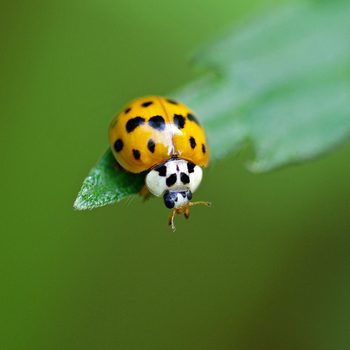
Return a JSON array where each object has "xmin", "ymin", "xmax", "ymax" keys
[
  {"xmin": 139, "ymin": 185, "xmax": 152, "ymax": 201},
  {"xmin": 184, "ymin": 206, "xmax": 190, "ymax": 219},
  {"xmin": 168, "ymin": 209, "xmax": 177, "ymax": 232}
]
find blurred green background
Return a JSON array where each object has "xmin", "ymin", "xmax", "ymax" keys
[{"xmin": 1, "ymin": 0, "xmax": 350, "ymax": 349}]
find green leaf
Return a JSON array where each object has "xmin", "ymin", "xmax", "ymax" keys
[
  {"xmin": 74, "ymin": 0, "xmax": 350, "ymax": 210},
  {"xmin": 176, "ymin": 0, "xmax": 350, "ymax": 171},
  {"xmin": 74, "ymin": 149, "xmax": 144, "ymax": 210}
]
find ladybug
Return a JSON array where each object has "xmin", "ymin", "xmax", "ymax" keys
[{"xmin": 109, "ymin": 96, "xmax": 210, "ymax": 231}]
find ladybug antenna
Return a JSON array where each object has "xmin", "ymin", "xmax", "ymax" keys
[{"xmin": 189, "ymin": 201, "xmax": 212, "ymax": 208}]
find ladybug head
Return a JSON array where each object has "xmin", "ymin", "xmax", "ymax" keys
[{"xmin": 163, "ymin": 190, "xmax": 192, "ymax": 209}]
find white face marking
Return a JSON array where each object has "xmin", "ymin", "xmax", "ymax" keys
[
  {"xmin": 145, "ymin": 159, "xmax": 203, "ymax": 198},
  {"xmin": 173, "ymin": 192, "xmax": 190, "ymax": 208}
]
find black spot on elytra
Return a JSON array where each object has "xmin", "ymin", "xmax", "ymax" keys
[
  {"xmin": 173, "ymin": 114, "xmax": 186, "ymax": 129},
  {"xmin": 156, "ymin": 165, "xmax": 167, "ymax": 177},
  {"xmin": 124, "ymin": 107, "xmax": 131, "ymax": 114},
  {"xmin": 142, "ymin": 101, "xmax": 153, "ymax": 107},
  {"xmin": 149, "ymin": 115, "xmax": 165, "ymax": 131},
  {"xmin": 147, "ymin": 139, "xmax": 155, "ymax": 153},
  {"xmin": 187, "ymin": 113, "xmax": 200, "ymax": 125},
  {"xmin": 180, "ymin": 172, "xmax": 190, "ymax": 184},
  {"xmin": 166, "ymin": 173, "xmax": 177, "ymax": 187},
  {"xmin": 187, "ymin": 162, "xmax": 195, "ymax": 173},
  {"xmin": 114, "ymin": 139, "xmax": 123, "ymax": 152},
  {"xmin": 202, "ymin": 144, "xmax": 206, "ymax": 153},
  {"xmin": 132, "ymin": 149, "xmax": 141, "ymax": 160},
  {"xmin": 189, "ymin": 136, "xmax": 196, "ymax": 149},
  {"xmin": 126, "ymin": 116, "xmax": 145, "ymax": 133},
  {"xmin": 166, "ymin": 99, "xmax": 178, "ymax": 105}
]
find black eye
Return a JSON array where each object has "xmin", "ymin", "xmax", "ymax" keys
[
  {"xmin": 164, "ymin": 198, "xmax": 175, "ymax": 209},
  {"xmin": 163, "ymin": 191, "xmax": 177, "ymax": 209},
  {"xmin": 187, "ymin": 191, "xmax": 193, "ymax": 200}
]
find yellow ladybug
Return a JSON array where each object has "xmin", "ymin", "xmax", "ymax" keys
[{"xmin": 109, "ymin": 96, "xmax": 210, "ymax": 231}]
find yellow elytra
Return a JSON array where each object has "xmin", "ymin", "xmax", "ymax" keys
[{"xmin": 109, "ymin": 96, "xmax": 209, "ymax": 173}]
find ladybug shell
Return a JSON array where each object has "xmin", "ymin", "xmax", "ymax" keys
[{"xmin": 109, "ymin": 96, "xmax": 209, "ymax": 173}]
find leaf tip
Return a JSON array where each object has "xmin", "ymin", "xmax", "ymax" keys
[{"xmin": 73, "ymin": 195, "xmax": 89, "ymax": 211}]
